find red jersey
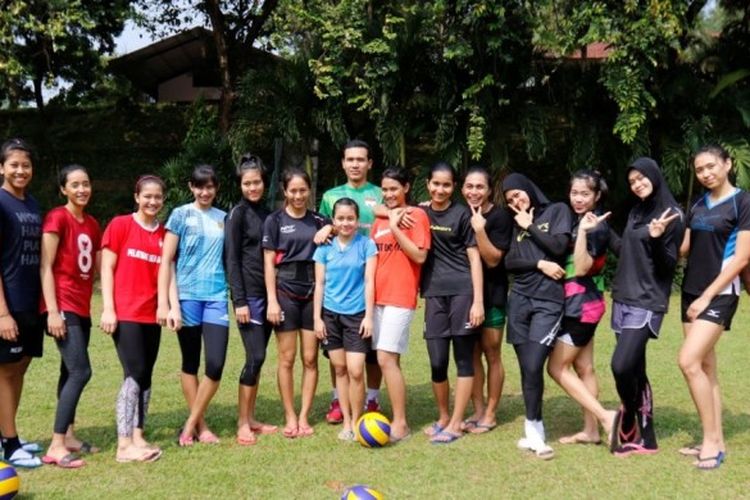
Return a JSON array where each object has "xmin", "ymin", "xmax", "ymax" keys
[
  {"xmin": 41, "ymin": 206, "xmax": 101, "ymax": 317},
  {"xmin": 371, "ymin": 208, "xmax": 431, "ymax": 309},
  {"xmin": 101, "ymin": 214, "xmax": 165, "ymax": 323}
]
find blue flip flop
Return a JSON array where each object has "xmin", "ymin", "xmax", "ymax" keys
[
  {"xmin": 696, "ymin": 451, "xmax": 725, "ymax": 470},
  {"xmin": 430, "ymin": 430, "xmax": 462, "ymax": 445},
  {"xmin": 423, "ymin": 422, "xmax": 444, "ymax": 437}
]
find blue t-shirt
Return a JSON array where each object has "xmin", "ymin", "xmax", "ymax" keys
[
  {"xmin": 0, "ymin": 189, "xmax": 41, "ymax": 312},
  {"xmin": 313, "ymin": 233, "xmax": 377, "ymax": 314},
  {"xmin": 166, "ymin": 203, "xmax": 227, "ymax": 301}
]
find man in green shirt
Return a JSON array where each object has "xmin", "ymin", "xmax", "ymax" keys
[{"xmin": 318, "ymin": 140, "xmax": 383, "ymax": 424}]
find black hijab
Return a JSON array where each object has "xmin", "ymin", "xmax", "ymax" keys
[
  {"xmin": 628, "ymin": 157, "xmax": 679, "ymax": 224},
  {"xmin": 501, "ymin": 173, "xmax": 551, "ymax": 210}
]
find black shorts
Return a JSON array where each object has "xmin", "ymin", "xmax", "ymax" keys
[
  {"xmin": 0, "ymin": 311, "xmax": 44, "ymax": 363},
  {"xmin": 423, "ymin": 295, "xmax": 477, "ymax": 340},
  {"xmin": 276, "ymin": 290, "xmax": 314, "ymax": 332},
  {"xmin": 321, "ymin": 309, "xmax": 370, "ymax": 354},
  {"xmin": 681, "ymin": 292, "xmax": 738, "ymax": 331},
  {"xmin": 506, "ymin": 291, "xmax": 562, "ymax": 346},
  {"xmin": 557, "ymin": 317, "xmax": 597, "ymax": 347}
]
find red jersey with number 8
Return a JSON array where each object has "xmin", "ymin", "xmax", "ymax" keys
[{"xmin": 41, "ymin": 206, "xmax": 101, "ymax": 317}]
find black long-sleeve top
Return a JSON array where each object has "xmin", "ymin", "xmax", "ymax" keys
[
  {"xmin": 610, "ymin": 206, "xmax": 685, "ymax": 312},
  {"xmin": 224, "ymin": 199, "xmax": 270, "ymax": 307},
  {"xmin": 505, "ymin": 202, "xmax": 573, "ymax": 303}
]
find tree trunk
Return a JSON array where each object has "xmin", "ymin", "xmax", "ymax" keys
[
  {"xmin": 204, "ymin": 0, "xmax": 233, "ymax": 134},
  {"xmin": 33, "ymin": 77, "xmax": 44, "ymax": 109}
]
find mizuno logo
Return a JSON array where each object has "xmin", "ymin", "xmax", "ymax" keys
[{"xmin": 706, "ymin": 309, "xmax": 720, "ymax": 318}]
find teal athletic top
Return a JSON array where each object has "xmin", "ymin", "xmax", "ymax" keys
[{"xmin": 319, "ymin": 182, "xmax": 383, "ymax": 236}]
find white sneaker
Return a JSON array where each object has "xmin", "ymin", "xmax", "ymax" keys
[{"xmin": 7, "ymin": 447, "xmax": 42, "ymax": 468}]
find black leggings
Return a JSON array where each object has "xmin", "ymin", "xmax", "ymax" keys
[
  {"xmin": 611, "ymin": 326, "xmax": 656, "ymax": 447},
  {"xmin": 178, "ymin": 323, "xmax": 229, "ymax": 381},
  {"xmin": 239, "ymin": 322, "xmax": 272, "ymax": 386},
  {"xmin": 513, "ymin": 342, "xmax": 553, "ymax": 421},
  {"xmin": 426, "ymin": 335, "xmax": 477, "ymax": 383},
  {"xmin": 53, "ymin": 313, "xmax": 92, "ymax": 434},
  {"xmin": 114, "ymin": 322, "xmax": 161, "ymax": 434}
]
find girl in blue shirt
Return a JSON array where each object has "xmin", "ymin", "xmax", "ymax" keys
[
  {"xmin": 313, "ymin": 198, "xmax": 377, "ymax": 441},
  {"xmin": 158, "ymin": 165, "xmax": 229, "ymax": 447}
]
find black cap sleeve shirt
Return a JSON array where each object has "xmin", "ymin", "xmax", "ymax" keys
[
  {"xmin": 507, "ymin": 202, "xmax": 572, "ymax": 304},
  {"xmin": 483, "ymin": 206, "xmax": 513, "ymax": 308},
  {"xmin": 421, "ymin": 203, "xmax": 477, "ymax": 297},
  {"xmin": 262, "ymin": 209, "xmax": 328, "ymax": 264},
  {"xmin": 683, "ymin": 189, "xmax": 750, "ymax": 296}
]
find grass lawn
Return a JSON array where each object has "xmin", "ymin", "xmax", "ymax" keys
[{"xmin": 11, "ymin": 293, "xmax": 750, "ymax": 499}]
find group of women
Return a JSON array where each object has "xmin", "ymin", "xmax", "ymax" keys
[{"xmin": 0, "ymin": 137, "xmax": 745, "ymax": 471}]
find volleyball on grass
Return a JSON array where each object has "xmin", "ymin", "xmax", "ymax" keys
[
  {"xmin": 355, "ymin": 412, "xmax": 391, "ymax": 448},
  {"xmin": 0, "ymin": 462, "xmax": 19, "ymax": 500},
  {"xmin": 341, "ymin": 484, "xmax": 384, "ymax": 500}
]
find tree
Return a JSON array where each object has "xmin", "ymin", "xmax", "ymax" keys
[
  {"xmin": 0, "ymin": 0, "xmax": 134, "ymax": 109},
  {"xmin": 137, "ymin": 0, "xmax": 279, "ymax": 133}
]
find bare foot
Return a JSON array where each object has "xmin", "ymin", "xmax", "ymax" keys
[{"xmin": 558, "ymin": 431, "xmax": 601, "ymax": 445}]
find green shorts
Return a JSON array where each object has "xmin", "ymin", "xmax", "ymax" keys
[{"xmin": 483, "ymin": 306, "xmax": 506, "ymax": 329}]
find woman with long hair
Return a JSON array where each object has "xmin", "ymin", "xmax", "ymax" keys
[
  {"xmin": 40, "ymin": 164, "xmax": 101, "ymax": 468},
  {"xmin": 100, "ymin": 175, "xmax": 166, "ymax": 462},
  {"xmin": 263, "ymin": 169, "xmax": 327, "ymax": 438},
  {"xmin": 678, "ymin": 145, "xmax": 750, "ymax": 469}
]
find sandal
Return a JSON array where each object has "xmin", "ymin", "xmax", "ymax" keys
[
  {"xmin": 177, "ymin": 431, "xmax": 194, "ymax": 447},
  {"xmin": 297, "ymin": 425, "xmax": 314, "ymax": 437},
  {"xmin": 678, "ymin": 445, "xmax": 701, "ymax": 457},
  {"xmin": 282, "ymin": 426, "xmax": 298, "ymax": 439},
  {"xmin": 469, "ymin": 423, "xmax": 497, "ymax": 435},
  {"xmin": 337, "ymin": 430, "xmax": 356, "ymax": 442},
  {"xmin": 696, "ymin": 451, "xmax": 725, "ymax": 470},
  {"xmin": 236, "ymin": 432, "xmax": 257, "ymax": 446},
  {"xmin": 67, "ymin": 441, "xmax": 99, "ymax": 454},
  {"xmin": 430, "ymin": 430, "xmax": 462, "ymax": 445},
  {"xmin": 42, "ymin": 453, "xmax": 86, "ymax": 469},
  {"xmin": 7, "ymin": 448, "xmax": 42, "ymax": 468},
  {"xmin": 116, "ymin": 448, "xmax": 161, "ymax": 463},
  {"xmin": 423, "ymin": 422, "xmax": 444, "ymax": 437},
  {"xmin": 535, "ymin": 445, "xmax": 555, "ymax": 460}
]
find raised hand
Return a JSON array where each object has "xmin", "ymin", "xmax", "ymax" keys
[
  {"xmin": 648, "ymin": 207, "xmax": 680, "ymax": 238},
  {"xmin": 469, "ymin": 204, "xmax": 486, "ymax": 232},
  {"xmin": 579, "ymin": 211, "xmax": 611, "ymax": 233},
  {"xmin": 509, "ymin": 204, "xmax": 534, "ymax": 230}
]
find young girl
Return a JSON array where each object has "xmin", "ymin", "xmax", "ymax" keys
[
  {"xmin": 0, "ymin": 138, "xmax": 43, "ymax": 468},
  {"xmin": 678, "ymin": 145, "xmax": 750, "ymax": 469},
  {"xmin": 546, "ymin": 170, "xmax": 618, "ymax": 446},
  {"xmin": 313, "ymin": 198, "xmax": 377, "ymax": 441},
  {"xmin": 461, "ymin": 165, "xmax": 512, "ymax": 434},
  {"xmin": 610, "ymin": 157, "xmax": 684, "ymax": 457},
  {"xmin": 421, "ymin": 162, "xmax": 484, "ymax": 445},
  {"xmin": 40, "ymin": 165, "xmax": 101, "ymax": 468},
  {"xmin": 101, "ymin": 175, "xmax": 167, "ymax": 463},
  {"xmin": 502, "ymin": 173, "xmax": 572, "ymax": 459},
  {"xmin": 371, "ymin": 167, "xmax": 431, "ymax": 442},
  {"xmin": 158, "ymin": 165, "xmax": 229, "ymax": 447},
  {"xmin": 263, "ymin": 169, "xmax": 327, "ymax": 438},
  {"xmin": 224, "ymin": 154, "xmax": 277, "ymax": 446}
]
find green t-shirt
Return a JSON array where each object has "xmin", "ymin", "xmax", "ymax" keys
[{"xmin": 319, "ymin": 182, "xmax": 383, "ymax": 236}]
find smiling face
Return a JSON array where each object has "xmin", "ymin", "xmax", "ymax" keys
[
  {"xmin": 61, "ymin": 169, "xmax": 92, "ymax": 209},
  {"xmin": 135, "ymin": 181, "xmax": 164, "ymax": 220},
  {"xmin": 628, "ymin": 169, "xmax": 653, "ymax": 200},
  {"xmin": 190, "ymin": 181, "xmax": 217, "ymax": 209},
  {"xmin": 333, "ymin": 203, "xmax": 358, "ymax": 238},
  {"xmin": 504, "ymin": 189, "xmax": 531, "ymax": 212},
  {"xmin": 462, "ymin": 172, "xmax": 491, "ymax": 208},
  {"xmin": 569, "ymin": 178, "xmax": 599, "ymax": 215},
  {"xmin": 427, "ymin": 170, "xmax": 454, "ymax": 206},
  {"xmin": 342, "ymin": 147, "xmax": 372, "ymax": 186},
  {"xmin": 240, "ymin": 169, "xmax": 265, "ymax": 203},
  {"xmin": 694, "ymin": 151, "xmax": 732, "ymax": 191},
  {"xmin": 284, "ymin": 175, "xmax": 310, "ymax": 211},
  {"xmin": 0, "ymin": 150, "xmax": 33, "ymax": 195},
  {"xmin": 381, "ymin": 177, "xmax": 408, "ymax": 209}
]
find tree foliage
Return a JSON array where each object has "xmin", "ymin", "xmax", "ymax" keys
[{"xmin": 0, "ymin": 0, "xmax": 134, "ymax": 109}]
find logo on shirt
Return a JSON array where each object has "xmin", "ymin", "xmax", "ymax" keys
[
  {"xmin": 430, "ymin": 224, "xmax": 452, "ymax": 233},
  {"xmin": 126, "ymin": 248, "xmax": 161, "ymax": 264},
  {"xmin": 364, "ymin": 197, "xmax": 378, "ymax": 208},
  {"xmin": 517, "ymin": 221, "xmax": 549, "ymax": 242},
  {"xmin": 374, "ymin": 228, "xmax": 392, "ymax": 239},
  {"xmin": 280, "ymin": 225, "xmax": 296, "ymax": 234}
]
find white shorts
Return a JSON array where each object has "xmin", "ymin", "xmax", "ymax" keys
[{"xmin": 373, "ymin": 305, "xmax": 414, "ymax": 355}]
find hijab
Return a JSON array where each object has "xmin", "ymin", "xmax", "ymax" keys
[
  {"xmin": 628, "ymin": 157, "xmax": 679, "ymax": 225},
  {"xmin": 501, "ymin": 173, "xmax": 551, "ymax": 210}
]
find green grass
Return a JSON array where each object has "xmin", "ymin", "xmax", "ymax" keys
[{"xmin": 12, "ymin": 293, "xmax": 750, "ymax": 499}]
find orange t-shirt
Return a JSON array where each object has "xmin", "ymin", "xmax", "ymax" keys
[{"xmin": 371, "ymin": 208, "xmax": 432, "ymax": 309}]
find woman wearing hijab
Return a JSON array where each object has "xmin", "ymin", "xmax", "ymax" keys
[
  {"xmin": 609, "ymin": 157, "xmax": 684, "ymax": 457},
  {"xmin": 502, "ymin": 173, "xmax": 573, "ymax": 460}
]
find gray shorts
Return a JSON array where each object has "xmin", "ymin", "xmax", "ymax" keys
[
  {"xmin": 506, "ymin": 292, "xmax": 562, "ymax": 346},
  {"xmin": 611, "ymin": 301, "xmax": 664, "ymax": 339}
]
